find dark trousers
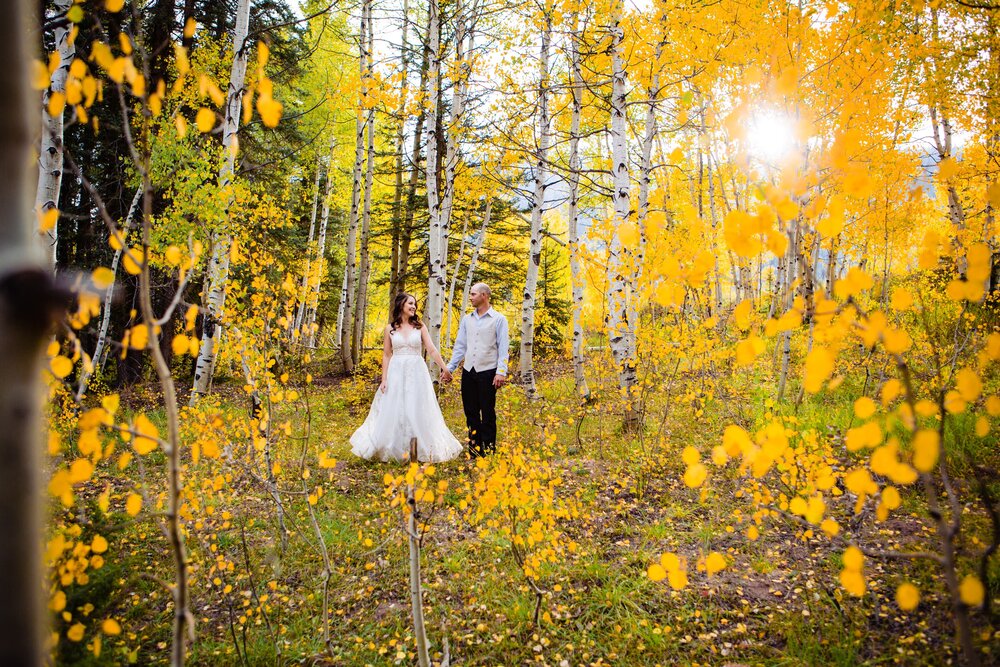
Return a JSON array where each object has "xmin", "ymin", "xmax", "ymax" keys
[{"xmin": 461, "ymin": 367, "xmax": 497, "ymax": 455}]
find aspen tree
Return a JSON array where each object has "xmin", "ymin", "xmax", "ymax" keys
[
  {"xmin": 190, "ymin": 0, "xmax": 252, "ymax": 403},
  {"xmin": 0, "ymin": 0, "xmax": 46, "ymax": 660},
  {"xmin": 35, "ymin": 0, "xmax": 74, "ymax": 270},
  {"xmin": 520, "ymin": 3, "xmax": 553, "ymax": 399}
]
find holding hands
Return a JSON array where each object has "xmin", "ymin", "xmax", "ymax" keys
[{"xmin": 440, "ymin": 369, "xmax": 453, "ymax": 383}]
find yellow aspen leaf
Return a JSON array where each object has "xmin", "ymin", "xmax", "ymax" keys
[
  {"xmin": 128, "ymin": 324, "xmax": 148, "ymax": 350},
  {"xmin": 881, "ymin": 486, "xmax": 901, "ymax": 510},
  {"xmin": 97, "ymin": 486, "xmax": 110, "ymax": 513},
  {"xmin": 775, "ymin": 198, "xmax": 798, "ymax": 222},
  {"xmin": 833, "ymin": 266, "xmax": 873, "ymax": 300},
  {"xmin": 50, "ymin": 355, "xmax": 73, "ymax": 379},
  {"xmin": 944, "ymin": 390, "xmax": 967, "ymax": 415},
  {"xmin": 122, "ymin": 248, "xmax": 143, "ymax": 275},
  {"xmin": 102, "ymin": 618, "xmax": 121, "ymax": 635},
  {"xmin": 988, "ymin": 182, "xmax": 1000, "ymax": 208},
  {"xmin": 896, "ymin": 583, "xmax": 919, "ymax": 611},
  {"xmin": 959, "ymin": 575, "xmax": 984, "ymax": 606},
  {"xmin": 164, "ymin": 245, "xmax": 183, "ymax": 266},
  {"xmin": 131, "ymin": 74, "xmax": 145, "ymax": 97},
  {"xmin": 175, "ymin": 115, "xmax": 188, "ymax": 139},
  {"xmin": 735, "ymin": 334, "xmax": 765, "ymax": 365},
  {"xmin": 647, "ymin": 563, "xmax": 667, "ymax": 582},
  {"xmin": 125, "ymin": 492, "xmax": 142, "ymax": 516},
  {"xmin": 38, "ymin": 207, "xmax": 59, "ymax": 234},
  {"xmin": 50, "ymin": 590, "xmax": 67, "ymax": 612},
  {"xmin": 667, "ymin": 568, "xmax": 688, "ymax": 590},
  {"xmin": 803, "ymin": 347, "xmax": 835, "ymax": 393},
  {"xmin": 789, "ymin": 497, "xmax": 807, "ymax": 516},
  {"xmin": 257, "ymin": 41, "xmax": 270, "ymax": 67},
  {"xmin": 955, "ymin": 368, "xmax": 982, "ymax": 402},
  {"xmin": 184, "ymin": 18, "xmax": 197, "ymax": 38},
  {"xmin": 92, "ymin": 267, "xmax": 115, "ymax": 290},
  {"xmin": 67, "ymin": 623, "xmax": 85, "ymax": 642},
  {"xmin": 617, "ymin": 221, "xmax": 640, "ymax": 249},
  {"xmin": 47, "ymin": 91, "xmax": 66, "ymax": 117},
  {"xmin": 32, "ymin": 60, "xmax": 50, "ymax": 90},
  {"xmin": 711, "ymin": 445, "xmax": 728, "ymax": 466},
  {"xmin": 705, "ymin": 552, "xmax": 726, "ymax": 575},
  {"xmin": 912, "ymin": 430, "xmax": 939, "ymax": 472},
  {"xmin": 68, "ymin": 458, "xmax": 94, "ymax": 483},
  {"xmin": 91, "ymin": 535, "xmax": 108, "ymax": 554},
  {"xmin": 845, "ymin": 468, "xmax": 876, "ymax": 496},
  {"xmin": 820, "ymin": 519, "xmax": 840, "ymax": 537},
  {"xmin": 683, "ymin": 463, "xmax": 707, "ymax": 488},
  {"xmin": 843, "ymin": 546, "xmax": 864, "ymax": 571},
  {"xmin": 132, "ymin": 414, "xmax": 159, "ymax": 455},
  {"xmin": 747, "ymin": 525, "xmax": 760, "ymax": 540},
  {"xmin": 660, "ymin": 552, "xmax": 680, "ymax": 571},
  {"xmin": 681, "ymin": 446, "xmax": 700, "ymax": 466},
  {"xmin": 196, "ymin": 108, "xmax": 215, "ymax": 133},
  {"xmin": 936, "ymin": 157, "xmax": 959, "ymax": 180},
  {"xmin": 805, "ymin": 496, "xmax": 826, "ymax": 523},
  {"xmin": 880, "ymin": 379, "xmax": 902, "ymax": 406},
  {"xmin": 853, "ymin": 396, "xmax": 876, "ymax": 419},
  {"xmin": 882, "ymin": 328, "xmax": 911, "ymax": 354},
  {"xmin": 171, "ymin": 335, "xmax": 190, "ymax": 356},
  {"xmin": 986, "ymin": 395, "xmax": 1000, "ymax": 416},
  {"xmin": 975, "ymin": 417, "xmax": 990, "ymax": 437},
  {"xmin": 105, "ymin": 0, "xmax": 125, "ymax": 11},
  {"xmin": 256, "ymin": 94, "xmax": 283, "ymax": 127},
  {"xmin": 733, "ymin": 299, "xmax": 752, "ymax": 330}
]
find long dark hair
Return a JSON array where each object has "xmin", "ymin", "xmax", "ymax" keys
[{"xmin": 390, "ymin": 292, "xmax": 423, "ymax": 332}]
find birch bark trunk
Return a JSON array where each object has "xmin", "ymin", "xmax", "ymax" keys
[
  {"xmin": 307, "ymin": 143, "xmax": 335, "ymax": 348},
  {"xmin": 341, "ymin": 2, "xmax": 369, "ymax": 373},
  {"xmin": 461, "ymin": 197, "xmax": 491, "ymax": 315},
  {"xmin": 389, "ymin": 0, "xmax": 412, "ymax": 301},
  {"xmin": 294, "ymin": 156, "xmax": 322, "ymax": 338},
  {"xmin": 35, "ymin": 0, "xmax": 74, "ymax": 270},
  {"xmin": 0, "ymin": 1, "xmax": 46, "ymax": 659},
  {"xmin": 353, "ymin": 2, "xmax": 375, "ymax": 363},
  {"xmin": 519, "ymin": 10, "xmax": 552, "ymax": 399},
  {"xmin": 567, "ymin": 11, "xmax": 589, "ymax": 399},
  {"xmin": 190, "ymin": 0, "xmax": 252, "ymax": 404},
  {"xmin": 424, "ymin": 0, "xmax": 446, "ymax": 373},
  {"xmin": 608, "ymin": 3, "xmax": 640, "ymax": 430},
  {"xmin": 445, "ymin": 213, "xmax": 470, "ymax": 348}
]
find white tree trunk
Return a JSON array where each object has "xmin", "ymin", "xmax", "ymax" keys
[
  {"xmin": 35, "ymin": 0, "xmax": 74, "ymax": 270},
  {"xmin": 519, "ymin": 12, "xmax": 551, "ymax": 399},
  {"xmin": 608, "ymin": 3, "xmax": 640, "ymax": 430},
  {"xmin": 335, "ymin": 269, "xmax": 349, "ymax": 345},
  {"xmin": 445, "ymin": 213, "xmax": 470, "ymax": 348},
  {"xmin": 341, "ymin": 2, "xmax": 369, "ymax": 373},
  {"xmin": 389, "ymin": 0, "xmax": 412, "ymax": 300},
  {"xmin": 0, "ymin": 0, "xmax": 45, "ymax": 658},
  {"xmin": 424, "ymin": 0, "xmax": 446, "ymax": 372},
  {"xmin": 461, "ymin": 197, "xmax": 491, "ymax": 316},
  {"xmin": 306, "ymin": 143, "xmax": 335, "ymax": 348},
  {"xmin": 567, "ymin": 12, "xmax": 589, "ymax": 399},
  {"xmin": 353, "ymin": 2, "xmax": 375, "ymax": 363},
  {"xmin": 294, "ymin": 156, "xmax": 323, "ymax": 338},
  {"xmin": 190, "ymin": 0, "xmax": 252, "ymax": 404}
]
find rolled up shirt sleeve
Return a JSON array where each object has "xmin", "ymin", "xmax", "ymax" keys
[
  {"xmin": 447, "ymin": 315, "xmax": 467, "ymax": 373},
  {"xmin": 496, "ymin": 315, "xmax": 510, "ymax": 376}
]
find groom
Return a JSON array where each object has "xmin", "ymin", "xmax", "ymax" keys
[{"xmin": 441, "ymin": 283, "xmax": 509, "ymax": 457}]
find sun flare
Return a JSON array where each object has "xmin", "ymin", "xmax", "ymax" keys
[{"xmin": 745, "ymin": 111, "xmax": 797, "ymax": 163}]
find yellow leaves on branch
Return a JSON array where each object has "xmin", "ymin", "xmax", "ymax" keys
[
  {"xmin": 911, "ymin": 429, "xmax": 939, "ymax": 473},
  {"xmin": 959, "ymin": 575, "xmax": 985, "ymax": 607},
  {"xmin": 131, "ymin": 414, "xmax": 160, "ymax": 455}
]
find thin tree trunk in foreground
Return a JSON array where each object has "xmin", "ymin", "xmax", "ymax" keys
[{"xmin": 0, "ymin": 1, "xmax": 47, "ymax": 660}]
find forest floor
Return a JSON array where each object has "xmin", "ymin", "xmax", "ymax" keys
[{"xmin": 62, "ymin": 357, "xmax": 996, "ymax": 666}]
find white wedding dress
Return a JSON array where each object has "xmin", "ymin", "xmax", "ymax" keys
[{"xmin": 350, "ymin": 327, "xmax": 463, "ymax": 463}]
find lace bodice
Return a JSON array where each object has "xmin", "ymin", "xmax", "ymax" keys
[{"xmin": 390, "ymin": 328, "xmax": 422, "ymax": 356}]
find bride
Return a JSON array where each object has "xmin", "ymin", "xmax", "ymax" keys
[{"xmin": 350, "ymin": 293, "xmax": 463, "ymax": 463}]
